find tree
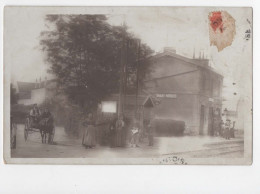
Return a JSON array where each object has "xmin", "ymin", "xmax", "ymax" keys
[{"xmin": 40, "ymin": 15, "xmax": 153, "ymax": 111}]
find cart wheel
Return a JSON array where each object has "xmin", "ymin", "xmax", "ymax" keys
[
  {"xmin": 24, "ymin": 119, "xmax": 29, "ymax": 141},
  {"xmin": 11, "ymin": 123, "xmax": 17, "ymax": 149}
]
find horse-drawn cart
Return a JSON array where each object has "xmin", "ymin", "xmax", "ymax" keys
[{"xmin": 24, "ymin": 116, "xmax": 55, "ymax": 144}]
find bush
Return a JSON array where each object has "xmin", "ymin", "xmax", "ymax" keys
[{"xmin": 11, "ymin": 104, "xmax": 34, "ymax": 123}]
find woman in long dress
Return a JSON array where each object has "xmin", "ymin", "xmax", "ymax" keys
[
  {"xmin": 115, "ymin": 115, "xmax": 125, "ymax": 147},
  {"xmin": 82, "ymin": 114, "xmax": 96, "ymax": 149},
  {"xmin": 109, "ymin": 117, "xmax": 117, "ymax": 148}
]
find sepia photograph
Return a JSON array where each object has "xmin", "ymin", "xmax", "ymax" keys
[{"xmin": 4, "ymin": 6, "xmax": 252, "ymax": 164}]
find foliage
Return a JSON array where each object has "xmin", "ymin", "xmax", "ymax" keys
[{"xmin": 40, "ymin": 15, "xmax": 153, "ymax": 111}]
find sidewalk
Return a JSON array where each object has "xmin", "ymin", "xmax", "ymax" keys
[{"xmin": 53, "ymin": 128, "xmax": 243, "ymax": 157}]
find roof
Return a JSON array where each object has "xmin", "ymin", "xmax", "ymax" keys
[
  {"xmin": 17, "ymin": 79, "xmax": 57, "ymax": 92},
  {"xmin": 143, "ymin": 96, "xmax": 155, "ymax": 107},
  {"xmin": 17, "ymin": 79, "xmax": 57, "ymax": 100},
  {"xmin": 148, "ymin": 50, "xmax": 223, "ymax": 78}
]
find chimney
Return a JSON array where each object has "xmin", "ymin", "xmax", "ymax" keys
[
  {"xmin": 164, "ymin": 47, "xmax": 176, "ymax": 54},
  {"xmin": 193, "ymin": 47, "xmax": 195, "ymax": 59}
]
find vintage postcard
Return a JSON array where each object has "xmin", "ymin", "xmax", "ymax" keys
[{"xmin": 4, "ymin": 6, "xmax": 252, "ymax": 164}]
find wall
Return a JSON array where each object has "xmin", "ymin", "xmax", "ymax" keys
[
  {"xmin": 143, "ymin": 55, "xmax": 210, "ymax": 135},
  {"xmin": 142, "ymin": 54, "xmax": 223, "ymax": 135},
  {"xmin": 30, "ymin": 88, "xmax": 46, "ymax": 105},
  {"xmin": 144, "ymin": 70, "xmax": 201, "ymax": 94},
  {"xmin": 17, "ymin": 99, "xmax": 32, "ymax": 106},
  {"xmin": 153, "ymin": 94, "xmax": 199, "ymax": 134},
  {"xmin": 146, "ymin": 55, "xmax": 198, "ymax": 80},
  {"xmin": 199, "ymin": 69, "xmax": 223, "ymax": 98}
]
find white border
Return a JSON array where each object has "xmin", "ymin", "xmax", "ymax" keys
[{"xmin": 1, "ymin": 0, "xmax": 260, "ymax": 193}]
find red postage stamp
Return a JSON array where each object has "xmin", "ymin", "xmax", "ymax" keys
[{"xmin": 209, "ymin": 11, "xmax": 236, "ymax": 51}]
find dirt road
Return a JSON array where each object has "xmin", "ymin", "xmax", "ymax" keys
[{"xmin": 11, "ymin": 124, "xmax": 244, "ymax": 159}]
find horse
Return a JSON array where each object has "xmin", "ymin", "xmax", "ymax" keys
[{"xmin": 39, "ymin": 118, "xmax": 54, "ymax": 144}]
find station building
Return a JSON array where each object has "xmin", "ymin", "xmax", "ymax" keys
[
  {"xmin": 101, "ymin": 48, "xmax": 223, "ymax": 135},
  {"xmin": 140, "ymin": 48, "xmax": 223, "ymax": 135}
]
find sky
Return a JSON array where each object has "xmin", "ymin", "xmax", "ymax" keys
[{"xmin": 4, "ymin": 7, "xmax": 252, "ymax": 110}]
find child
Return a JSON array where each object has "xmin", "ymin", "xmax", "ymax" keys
[
  {"xmin": 130, "ymin": 126, "xmax": 139, "ymax": 148},
  {"xmin": 147, "ymin": 120, "xmax": 154, "ymax": 146}
]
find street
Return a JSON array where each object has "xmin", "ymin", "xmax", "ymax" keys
[{"xmin": 11, "ymin": 124, "xmax": 244, "ymax": 159}]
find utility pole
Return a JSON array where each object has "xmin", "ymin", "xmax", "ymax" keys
[
  {"xmin": 118, "ymin": 23, "xmax": 126, "ymax": 118},
  {"xmin": 123, "ymin": 39, "xmax": 129, "ymax": 114},
  {"xmin": 135, "ymin": 39, "xmax": 141, "ymax": 117}
]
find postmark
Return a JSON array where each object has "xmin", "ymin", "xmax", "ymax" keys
[{"xmin": 159, "ymin": 156, "xmax": 188, "ymax": 165}]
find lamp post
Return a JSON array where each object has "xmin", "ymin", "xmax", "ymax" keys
[
  {"xmin": 135, "ymin": 39, "xmax": 141, "ymax": 117},
  {"xmin": 223, "ymin": 108, "xmax": 228, "ymax": 120},
  {"xmin": 118, "ymin": 22, "xmax": 127, "ymax": 118}
]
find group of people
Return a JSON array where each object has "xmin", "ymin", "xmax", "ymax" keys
[
  {"xmin": 213, "ymin": 117, "xmax": 236, "ymax": 140},
  {"xmin": 81, "ymin": 114, "xmax": 155, "ymax": 149},
  {"xmin": 220, "ymin": 119, "xmax": 236, "ymax": 140},
  {"xmin": 29, "ymin": 104, "xmax": 53, "ymax": 127}
]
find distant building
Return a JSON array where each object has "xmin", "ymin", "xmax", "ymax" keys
[
  {"xmin": 236, "ymin": 97, "xmax": 246, "ymax": 131},
  {"xmin": 17, "ymin": 78, "xmax": 56, "ymax": 106},
  {"xmin": 140, "ymin": 48, "xmax": 223, "ymax": 135},
  {"xmin": 98, "ymin": 48, "xmax": 223, "ymax": 136}
]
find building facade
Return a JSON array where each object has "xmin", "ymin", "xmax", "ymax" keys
[
  {"xmin": 141, "ymin": 48, "xmax": 223, "ymax": 135},
  {"xmin": 17, "ymin": 78, "xmax": 56, "ymax": 106}
]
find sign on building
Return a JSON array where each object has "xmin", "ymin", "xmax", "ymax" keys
[
  {"xmin": 156, "ymin": 94, "xmax": 177, "ymax": 98},
  {"xmin": 101, "ymin": 101, "xmax": 117, "ymax": 113},
  {"xmin": 208, "ymin": 98, "xmax": 214, "ymax": 102}
]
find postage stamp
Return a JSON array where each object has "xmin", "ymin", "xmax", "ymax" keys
[{"xmin": 209, "ymin": 11, "xmax": 236, "ymax": 51}]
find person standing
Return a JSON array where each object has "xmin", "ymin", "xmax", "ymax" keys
[
  {"xmin": 213, "ymin": 117, "xmax": 218, "ymax": 136},
  {"xmin": 109, "ymin": 117, "xmax": 117, "ymax": 148},
  {"xmin": 130, "ymin": 124, "xmax": 139, "ymax": 148},
  {"xmin": 230, "ymin": 121, "xmax": 236, "ymax": 138},
  {"xmin": 115, "ymin": 115, "xmax": 125, "ymax": 147},
  {"xmin": 224, "ymin": 119, "xmax": 231, "ymax": 140},
  {"xmin": 147, "ymin": 119, "xmax": 154, "ymax": 146},
  {"xmin": 120, "ymin": 116, "xmax": 127, "ymax": 147},
  {"xmin": 29, "ymin": 104, "xmax": 41, "ymax": 126},
  {"xmin": 82, "ymin": 113, "xmax": 96, "ymax": 149},
  {"xmin": 220, "ymin": 119, "xmax": 225, "ymax": 137}
]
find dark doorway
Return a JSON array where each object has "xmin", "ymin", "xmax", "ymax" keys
[
  {"xmin": 208, "ymin": 107, "xmax": 214, "ymax": 136},
  {"xmin": 199, "ymin": 105, "xmax": 205, "ymax": 135}
]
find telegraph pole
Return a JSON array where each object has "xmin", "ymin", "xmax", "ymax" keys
[
  {"xmin": 123, "ymin": 39, "xmax": 129, "ymax": 113},
  {"xmin": 118, "ymin": 23, "xmax": 126, "ymax": 118},
  {"xmin": 135, "ymin": 39, "xmax": 141, "ymax": 117}
]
